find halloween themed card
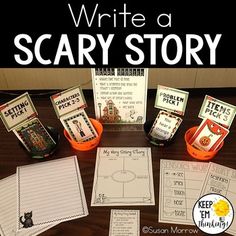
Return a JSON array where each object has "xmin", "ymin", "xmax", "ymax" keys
[
  {"xmin": 13, "ymin": 118, "xmax": 56, "ymax": 155},
  {"xmin": 60, "ymin": 109, "xmax": 98, "ymax": 142},
  {"xmin": 148, "ymin": 110, "xmax": 182, "ymax": 141},
  {"xmin": 189, "ymin": 119, "xmax": 229, "ymax": 152}
]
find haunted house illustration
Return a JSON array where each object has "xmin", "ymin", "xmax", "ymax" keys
[{"xmin": 99, "ymin": 100, "xmax": 121, "ymax": 123}]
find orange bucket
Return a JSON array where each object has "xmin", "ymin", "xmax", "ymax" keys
[
  {"xmin": 64, "ymin": 118, "xmax": 103, "ymax": 151},
  {"xmin": 184, "ymin": 126, "xmax": 224, "ymax": 161}
]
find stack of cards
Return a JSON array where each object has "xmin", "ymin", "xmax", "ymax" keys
[
  {"xmin": 189, "ymin": 95, "xmax": 236, "ymax": 152},
  {"xmin": 0, "ymin": 93, "xmax": 56, "ymax": 156},
  {"xmin": 0, "ymin": 156, "xmax": 88, "ymax": 236},
  {"xmin": 148, "ymin": 85, "xmax": 189, "ymax": 143},
  {"xmin": 189, "ymin": 118, "xmax": 229, "ymax": 151},
  {"xmin": 51, "ymin": 86, "xmax": 98, "ymax": 143}
]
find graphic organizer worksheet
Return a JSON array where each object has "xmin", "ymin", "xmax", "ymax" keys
[{"xmin": 91, "ymin": 147, "xmax": 155, "ymax": 206}]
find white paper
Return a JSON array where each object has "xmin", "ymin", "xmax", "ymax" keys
[
  {"xmin": 200, "ymin": 162, "xmax": 236, "ymax": 236},
  {"xmin": 0, "ymin": 174, "xmax": 55, "ymax": 236},
  {"xmin": 159, "ymin": 159, "xmax": 209, "ymax": 225},
  {"xmin": 109, "ymin": 210, "xmax": 140, "ymax": 236},
  {"xmin": 92, "ymin": 68, "xmax": 148, "ymax": 124},
  {"xmin": 91, "ymin": 147, "xmax": 155, "ymax": 206},
  {"xmin": 16, "ymin": 156, "xmax": 88, "ymax": 231}
]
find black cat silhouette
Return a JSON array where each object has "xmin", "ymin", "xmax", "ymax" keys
[{"xmin": 20, "ymin": 211, "xmax": 34, "ymax": 228}]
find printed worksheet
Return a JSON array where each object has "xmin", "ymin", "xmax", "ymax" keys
[
  {"xmin": 109, "ymin": 210, "xmax": 140, "ymax": 236},
  {"xmin": 159, "ymin": 159, "xmax": 209, "ymax": 225},
  {"xmin": 91, "ymin": 147, "xmax": 155, "ymax": 206},
  {"xmin": 200, "ymin": 162, "xmax": 236, "ymax": 236},
  {"xmin": 16, "ymin": 156, "xmax": 88, "ymax": 231},
  {"xmin": 0, "ymin": 174, "xmax": 55, "ymax": 236}
]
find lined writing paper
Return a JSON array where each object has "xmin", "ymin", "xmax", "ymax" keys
[
  {"xmin": 0, "ymin": 174, "xmax": 56, "ymax": 236},
  {"xmin": 16, "ymin": 156, "xmax": 88, "ymax": 231}
]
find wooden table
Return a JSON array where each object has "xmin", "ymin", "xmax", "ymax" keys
[{"xmin": 0, "ymin": 89, "xmax": 235, "ymax": 236}]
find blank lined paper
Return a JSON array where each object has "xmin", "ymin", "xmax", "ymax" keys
[
  {"xmin": 16, "ymin": 156, "xmax": 88, "ymax": 231},
  {"xmin": 0, "ymin": 174, "xmax": 16, "ymax": 236},
  {"xmin": 0, "ymin": 174, "xmax": 56, "ymax": 236}
]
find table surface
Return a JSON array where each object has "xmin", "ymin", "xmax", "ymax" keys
[{"xmin": 0, "ymin": 89, "xmax": 235, "ymax": 236}]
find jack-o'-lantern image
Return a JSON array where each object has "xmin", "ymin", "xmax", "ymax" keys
[{"xmin": 199, "ymin": 136, "xmax": 211, "ymax": 146}]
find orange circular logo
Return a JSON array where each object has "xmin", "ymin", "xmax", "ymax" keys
[{"xmin": 199, "ymin": 136, "xmax": 211, "ymax": 146}]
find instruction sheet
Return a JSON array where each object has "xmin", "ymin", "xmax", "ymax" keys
[{"xmin": 92, "ymin": 68, "xmax": 148, "ymax": 124}]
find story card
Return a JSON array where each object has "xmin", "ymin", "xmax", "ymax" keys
[
  {"xmin": 60, "ymin": 109, "xmax": 98, "ymax": 142},
  {"xmin": 148, "ymin": 110, "xmax": 182, "ymax": 140},
  {"xmin": 154, "ymin": 85, "xmax": 189, "ymax": 116},
  {"xmin": 189, "ymin": 119, "xmax": 229, "ymax": 151},
  {"xmin": 0, "ymin": 92, "xmax": 37, "ymax": 131},
  {"xmin": 200, "ymin": 162, "xmax": 236, "ymax": 236},
  {"xmin": 13, "ymin": 118, "xmax": 56, "ymax": 155},
  {"xmin": 50, "ymin": 85, "xmax": 87, "ymax": 118}
]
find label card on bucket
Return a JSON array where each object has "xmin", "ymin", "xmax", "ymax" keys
[
  {"xmin": 50, "ymin": 85, "xmax": 87, "ymax": 118},
  {"xmin": 198, "ymin": 95, "xmax": 236, "ymax": 128},
  {"xmin": 154, "ymin": 85, "xmax": 189, "ymax": 116},
  {"xmin": 0, "ymin": 92, "xmax": 38, "ymax": 131},
  {"xmin": 92, "ymin": 68, "xmax": 148, "ymax": 124},
  {"xmin": 189, "ymin": 119, "xmax": 229, "ymax": 152}
]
